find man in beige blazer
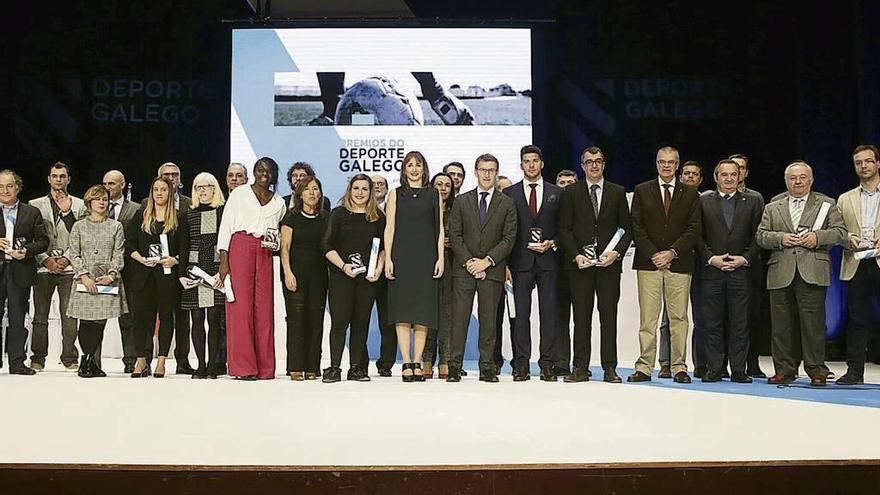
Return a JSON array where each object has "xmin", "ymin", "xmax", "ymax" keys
[
  {"xmin": 836, "ymin": 144, "xmax": 880, "ymax": 385},
  {"xmin": 756, "ymin": 161, "xmax": 846, "ymax": 386}
]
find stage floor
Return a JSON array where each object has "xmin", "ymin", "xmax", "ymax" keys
[{"xmin": 3, "ymin": 357, "xmax": 879, "ymax": 468}]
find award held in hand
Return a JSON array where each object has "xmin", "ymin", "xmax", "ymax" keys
[
  {"xmin": 581, "ymin": 239, "xmax": 598, "ymax": 265},
  {"xmin": 349, "ymin": 252, "xmax": 367, "ymax": 275},
  {"xmin": 146, "ymin": 243, "xmax": 162, "ymax": 263},
  {"xmin": 159, "ymin": 234, "xmax": 171, "ymax": 275},
  {"xmin": 262, "ymin": 227, "xmax": 280, "ymax": 251},
  {"xmin": 76, "ymin": 263, "xmax": 119, "ymax": 295},
  {"xmin": 527, "ymin": 227, "xmax": 544, "ymax": 249},
  {"xmin": 366, "ymin": 237, "xmax": 380, "ymax": 279}
]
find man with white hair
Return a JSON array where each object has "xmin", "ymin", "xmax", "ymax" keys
[
  {"xmin": 226, "ymin": 163, "xmax": 248, "ymax": 194},
  {"xmin": 756, "ymin": 160, "xmax": 845, "ymax": 386}
]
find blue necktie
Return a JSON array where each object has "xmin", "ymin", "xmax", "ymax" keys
[
  {"xmin": 721, "ymin": 194, "xmax": 735, "ymax": 229},
  {"xmin": 479, "ymin": 192, "xmax": 489, "ymax": 226}
]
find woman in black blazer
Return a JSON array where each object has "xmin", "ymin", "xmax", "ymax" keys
[{"xmin": 124, "ymin": 177, "xmax": 187, "ymax": 378}]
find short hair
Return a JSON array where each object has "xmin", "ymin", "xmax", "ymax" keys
[
  {"xmin": 49, "ymin": 161, "xmax": 70, "ymax": 176},
  {"xmin": 520, "ymin": 145, "xmax": 543, "ymax": 161},
  {"xmin": 157, "ymin": 162, "xmax": 179, "ymax": 174},
  {"xmin": 853, "ymin": 144, "xmax": 879, "ymax": 161},
  {"xmin": 556, "ymin": 169, "xmax": 577, "ymax": 181},
  {"xmin": 399, "ymin": 151, "xmax": 430, "ymax": 193},
  {"xmin": 227, "ymin": 162, "xmax": 248, "ymax": 177},
  {"xmin": 190, "ymin": 172, "xmax": 225, "ymax": 209},
  {"xmin": 443, "ymin": 162, "xmax": 466, "ymax": 178},
  {"xmin": 784, "ymin": 160, "xmax": 812, "ymax": 177},
  {"xmin": 254, "ymin": 157, "xmax": 280, "ymax": 190},
  {"xmin": 83, "ymin": 185, "xmax": 111, "ymax": 214},
  {"xmin": 287, "ymin": 162, "xmax": 316, "ymax": 185},
  {"xmin": 580, "ymin": 146, "xmax": 604, "ymax": 162},
  {"xmin": 474, "ymin": 153, "xmax": 499, "ymax": 170},
  {"xmin": 728, "ymin": 153, "xmax": 749, "ymax": 165},
  {"xmin": 291, "ymin": 176, "xmax": 324, "ymax": 216},
  {"xmin": 682, "ymin": 161, "xmax": 703, "ymax": 174},
  {"xmin": 657, "ymin": 146, "xmax": 680, "ymax": 161},
  {"xmin": 0, "ymin": 169, "xmax": 23, "ymax": 189},
  {"xmin": 713, "ymin": 159, "xmax": 739, "ymax": 177}
]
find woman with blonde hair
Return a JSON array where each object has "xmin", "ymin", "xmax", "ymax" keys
[
  {"xmin": 179, "ymin": 172, "xmax": 226, "ymax": 379},
  {"xmin": 66, "ymin": 185, "xmax": 127, "ymax": 378},
  {"xmin": 321, "ymin": 174, "xmax": 385, "ymax": 383},
  {"xmin": 124, "ymin": 176, "xmax": 186, "ymax": 378}
]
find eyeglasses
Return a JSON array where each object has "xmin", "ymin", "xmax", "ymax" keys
[
  {"xmin": 582, "ymin": 159, "xmax": 605, "ymax": 166},
  {"xmin": 657, "ymin": 160, "xmax": 679, "ymax": 167},
  {"xmin": 195, "ymin": 184, "xmax": 215, "ymax": 191},
  {"xmin": 476, "ymin": 168, "xmax": 498, "ymax": 175},
  {"xmin": 162, "ymin": 172, "xmax": 180, "ymax": 178}
]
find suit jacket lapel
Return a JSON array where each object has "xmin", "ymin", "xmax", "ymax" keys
[
  {"xmin": 849, "ymin": 190, "xmax": 862, "ymax": 231},
  {"xmin": 729, "ymin": 192, "xmax": 746, "ymax": 232},
  {"xmin": 800, "ymin": 193, "xmax": 821, "ymax": 230},
  {"xmin": 669, "ymin": 183, "xmax": 686, "ymax": 215},
  {"xmin": 651, "ymin": 181, "xmax": 665, "ymax": 216},
  {"xmin": 482, "ymin": 191, "xmax": 501, "ymax": 230},
  {"xmin": 781, "ymin": 200, "xmax": 795, "ymax": 233}
]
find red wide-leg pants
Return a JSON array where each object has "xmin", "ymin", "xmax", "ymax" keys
[{"xmin": 226, "ymin": 232, "xmax": 276, "ymax": 379}]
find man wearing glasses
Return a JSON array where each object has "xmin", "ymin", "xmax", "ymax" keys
[{"xmin": 629, "ymin": 146, "xmax": 701, "ymax": 383}]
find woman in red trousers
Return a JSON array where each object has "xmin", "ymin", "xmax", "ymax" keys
[{"xmin": 217, "ymin": 157, "xmax": 286, "ymax": 380}]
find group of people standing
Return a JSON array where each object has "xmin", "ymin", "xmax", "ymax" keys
[{"xmin": 1, "ymin": 143, "xmax": 877, "ymax": 387}]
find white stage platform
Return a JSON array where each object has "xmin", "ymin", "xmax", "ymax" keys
[{"xmin": 3, "ymin": 357, "xmax": 879, "ymax": 468}]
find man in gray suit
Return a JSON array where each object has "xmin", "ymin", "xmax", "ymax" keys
[
  {"xmin": 104, "ymin": 169, "xmax": 147, "ymax": 373},
  {"xmin": 29, "ymin": 162, "xmax": 85, "ymax": 371},
  {"xmin": 447, "ymin": 153, "xmax": 517, "ymax": 382},
  {"xmin": 756, "ymin": 161, "xmax": 846, "ymax": 386}
]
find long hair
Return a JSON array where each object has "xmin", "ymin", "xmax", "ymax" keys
[
  {"xmin": 189, "ymin": 172, "xmax": 225, "ymax": 209},
  {"xmin": 142, "ymin": 176, "xmax": 178, "ymax": 234},
  {"xmin": 342, "ymin": 174, "xmax": 380, "ymax": 223},
  {"xmin": 430, "ymin": 172, "xmax": 454, "ymax": 213},
  {"xmin": 291, "ymin": 176, "xmax": 324, "ymax": 216},
  {"xmin": 398, "ymin": 150, "xmax": 430, "ymax": 196}
]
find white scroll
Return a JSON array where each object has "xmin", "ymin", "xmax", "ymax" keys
[
  {"xmin": 159, "ymin": 234, "xmax": 171, "ymax": 275},
  {"xmin": 505, "ymin": 279, "xmax": 516, "ymax": 319},
  {"xmin": 601, "ymin": 228, "xmax": 626, "ymax": 256},
  {"xmin": 811, "ymin": 202, "xmax": 832, "ymax": 232},
  {"xmin": 366, "ymin": 237, "xmax": 380, "ymax": 279}
]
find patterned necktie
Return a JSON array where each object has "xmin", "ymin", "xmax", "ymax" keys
[
  {"xmin": 109, "ymin": 201, "xmax": 117, "ymax": 220},
  {"xmin": 791, "ymin": 198, "xmax": 804, "ymax": 229},
  {"xmin": 528, "ymin": 184, "xmax": 538, "ymax": 220},
  {"xmin": 590, "ymin": 184, "xmax": 600, "ymax": 218},
  {"xmin": 479, "ymin": 192, "xmax": 489, "ymax": 226},
  {"xmin": 662, "ymin": 184, "xmax": 672, "ymax": 216}
]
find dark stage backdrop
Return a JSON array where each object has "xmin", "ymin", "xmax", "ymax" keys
[{"xmin": 1, "ymin": 0, "xmax": 878, "ymax": 352}]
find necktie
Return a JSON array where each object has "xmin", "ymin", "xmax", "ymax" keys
[
  {"xmin": 662, "ymin": 184, "xmax": 672, "ymax": 216},
  {"xmin": 721, "ymin": 194, "xmax": 735, "ymax": 229},
  {"xmin": 528, "ymin": 184, "xmax": 538, "ymax": 220},
  {"xmin": 590, "ymin": 184, "xmax": 600, "ymax": 218},
  {"xmin": 791, "ymin": 198, "xmax": 804, "ymax": 229},
  {"xmin": 109, "ymin": 201, "xmax": 117, "ymax": 220},
  {"xmin": 479, "ymin": 192, "xmax": 489, "ymax": 226}
]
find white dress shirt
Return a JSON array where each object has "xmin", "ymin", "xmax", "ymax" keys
[
  {"xmin": 217, "ymin": 185, "xmax": 286, "ymax": 251},
  {"xmin": 658, "ymin": 177, "xmax": 677, "ymax": 198}
]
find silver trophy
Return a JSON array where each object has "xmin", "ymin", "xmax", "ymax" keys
[
  {"xmin": 13, "ymin": 237, "xmax": 26, "ymax": 250},
  {"xmin": 147, "ymin": 243, "xmax": 162, "ymax": 262},
  {"xmin": 262, "ymin": 227, "xmax": 280, "ymax": 251},
  {"xmin": 528, "ymin": 227, "xmax": 544, "ymax": 249},
  {"xmin": 349, "ymin": 252, "xmax": 367, "ymax": 274},
  {"xmin": 581, "ymin": 239, "xmax": 598, "ymax": 264},
  {"xmin": 860, "ymin": 226, "xmax": 875, "ymax": 249}
]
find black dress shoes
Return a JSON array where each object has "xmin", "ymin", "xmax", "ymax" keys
[
  {"xmin": 627, "ymin": 371, "xmax": 651, "ymax": 382},
  {"xmin": 657, "ymin": 365, "xmax": 672, "ymax": 379},
  {"xmin": 835, "ymin": 373, "xmax": 864, "ymax": 385},
  {"xmin": 9, "ymin": 365, "xmax": 36, "ymax": 376},
  {"xmin": 730, "ymin": 371, "xmax": 753, "ymax": 383},
  {"xmin": 460, "ymin": 369, "xmax": 468, "ymax": 376},
  {"xmin": 176, "ymin": 364, "xmax": 196, "ymax": 375},
  {"xmin": 479, "ymin": 372, "xmax": 499, "ymax": 383},
  {"xmin": 747, "ymin": 367, "xmax": 767, "ymax": 379},
  {"xmin": 539, "ymin": 368, "xmax": 557, "ymax": 382},
  {"xmin": 564, "ymin": 367, "xmax": 590, "ymax": 383},
  {"xmin": 123, "ymin": 363, "xmax": 135, "ymax": 374},
  {"xmin": 693, "ymin": 365, "xmax": 707, "ymax": 379},
  {"xmin": 702, "ymin": 370, "xmax": 723, "ymax": 383},
  {"xmin": 512, "ymin": 368, "xmax": 530, "ymax": 382},
  {"xmin": 673, "ymin": 372, "xmax": 691, "ymax": 384},
  {"xmin": 603, "ymin": 368, "xmax": 622, "ymax": 383},
  {"xmin": 377, "ymin": 368, "xmax": 392, "ymax": 377},
  {"xmin": 552, "ymin": 365, "xmax": 571, "ymax": 377},
  {"xmin": 446, "ymin": 369, "xmax": 462, "ymax": 382},
  {"xmin": 347, "ymin": 366, "xmax": 371, "ymax": 382},
  {"xmin": 322, "ymin": 367, "xmax": 341, "ymax": 383},
  {"xmin": 721, "ymin": 369, "xmax": 731, "ymax": 379}
]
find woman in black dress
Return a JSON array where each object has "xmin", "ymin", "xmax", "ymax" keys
[
  {"xmin": 322, "ymin": 174, "xmax": 385, "ymax": 383},
  {"xmin": 384, "ymin": 151, "xmax": 443, "ymax": 382},
  {"xmin": 280, "ymin": 177, "xmax": 329, "ymax": 381},
  {"xmin": 422, "ymin": 172, "xmax": 454, "ymax": 379},
  {"xmin": 124, "ymin": 177, "xmax": 185, "ymax": 378},
  {"xmin": 179, "ymin": 172, "xmax": 225, "ymax": 379}
]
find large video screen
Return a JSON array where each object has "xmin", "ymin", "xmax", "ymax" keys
[{"xmin": 231, "ymin": 28, "xmax": 532, "ymax": 200}]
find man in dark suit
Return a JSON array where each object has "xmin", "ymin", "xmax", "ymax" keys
[
  {"xmin": 502, "ymin": 145, "xmax": 562, "ymax": 381},
  {"xmin": 629, "ymin": 146, "xmax": 701, "ymax": 383},
  {"xmin": 447, "ymin": 154, "xmax": 517, "ymax": 382},
  {"xmin": 730, "ymin": 153, "xmax": 768, "ymax": 378},
  {"xmin": 282, "ymin": 162, "xmax": 332, "ymax": 211},
  {"xmin": 697, "ymin": 160, "xmax": 763, "ymax": 383},
  {"xmin": 558, "ymin": 146, "xmax": 632, "ymax": 383},
  {"xmin": 757, "ymin": 161, "xmax": 846, "ymax": 386},
  {"xmin": 103, "ymin": 169, "xmax": 146, "ymax": 373},
  {"xmin": 0, "ymin": 170, "xmax": 49, "ymax": 374},
  {"xmin": 553, "ymin": 170, "xmax": 578, "ymax": 377},
  {"xmin": 225, "ymin": 162, "xmax": 248, "ymax": 195}
]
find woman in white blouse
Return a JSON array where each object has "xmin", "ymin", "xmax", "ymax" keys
[{"xmin": 217, "ymin": 157, "xmax": 286, "ymax": 380}]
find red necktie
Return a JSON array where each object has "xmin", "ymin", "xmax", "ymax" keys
[{"xmin": 529, "ymin": 183, "xmax": 538, "ymax": 219}]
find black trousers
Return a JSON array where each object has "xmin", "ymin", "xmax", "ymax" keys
[
  {"xmin": 511, "ymin": 266, "xmax": 557, "ymax": 370},
  {"xmin": 844, "ymin": 260, "xmax": 880, "ymax": 378},
  {"xmin": 285, "ymin": 274, "xmax": 327, "ymax": 373},
  {"xmin": 117, "ymin": 283, "xmax": 151, "ymax": 366},
  {"xmin": 372, "ymin": 278, "xmax": 397, "ymax": 371},
  {"xmin": 493, "ymin": 294, "xmax": 514, "ymax": 369},
  {"xmin": 450, "ymin": 276, "xmax": 502, "ymax": 373},
  {"xmin": 746, "ymin": 257, "xmax": 767, "ymax": 371},
  {"xmin": 568, "ymin": 267, "xmax": 620, "ymax": 369},
  {"xmin": 769, "ymin": 272, "xmax": 829, "ymax": 378},
  {"xmin": 191, "ymin": 306, "xmax": 223, "ymax": 371},
  {"xmin": 554, "ymin": 271, "xmax": 574, "ymax": 371},
  {"xmin": 78, "ymin": 319, "xmax": 107, "ymax": 355},
  {"xmin": 131, "ymin": 271, "xmax": 179, "ymax": 359},
  {"xmin": 0, "ymin": 268, "xmax": 31, "ymax": 369},
  {"xmin": 328, "ymin": 272, "xmax": 377, "ymax": 368},
  {"xmin": 701, "ymin": 270, "xmax": 750, "ymax": 374},
  {"xmin": 172, "ymin": 306, "xmax": 191, "ymax": 367}
]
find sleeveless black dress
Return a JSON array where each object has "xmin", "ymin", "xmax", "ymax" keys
[{"xmin": 387, "ymin": 186, "xmax": 440, "ymax": 328}]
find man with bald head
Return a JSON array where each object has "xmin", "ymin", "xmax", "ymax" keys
[
  {"xmin": 757, "ymin": 161, "xmax": 845, "ymax": 386},
  {"xmin": 226, "ymin": 163, "xmax": 248, "ymax": 194},
  {"xmin": 103, "ymin": 169, "xmax": 147, "ymax": 373}
]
